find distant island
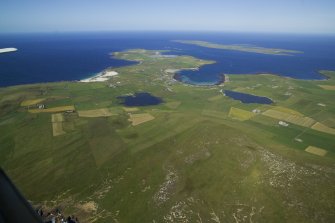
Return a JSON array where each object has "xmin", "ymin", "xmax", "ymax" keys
[
  {"xmin": 174, "ymin": 40, "xmax": 303, "ymax": 56},
  {"xmin": 0, "ymin": 48, "xmax": 18, "ymax": 53}
]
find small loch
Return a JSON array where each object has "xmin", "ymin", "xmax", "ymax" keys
[
  {"xmin": 224, "ymin": 90, "xmax": 273, "ymax": 104},
  {"xmin": 118, "ymin": 92, "xmax": 163, "ymax": 106}
]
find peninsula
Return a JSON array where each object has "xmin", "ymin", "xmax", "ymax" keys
[{"xmin": 174, "ymin": 40, "xmax": 303, "ymax": 56}]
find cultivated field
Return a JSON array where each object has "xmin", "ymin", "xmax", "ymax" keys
[
  {"xmin": 262, "ymin": 109, "xmax": 315, "ymax": 127},
  {"xmin": 51, "ymin": 113, "xmax": 64, "ymax": 122},
  {"xmin": 52, "ymin": 122, "xmax": 65, "ymax": 136},
  {"xmin": 51, "ymin": 113, "xmax": 65, "ymax": 136},
  {"xmin": 271, "ymin": 106, "xmax": 304, "ymax": 116},
  {"xmin": 311, "ymin": 122, "xmax": 335, "ymax": 135},
  {"xmin": 228, "ymin": 107, "xmax": 256, "ymax": 121},
  {"xmin": 78, "ymin": 108, "xmax": 115, "ymax": 117},
  {"xmin": 128, "ymin": 113, "xmax": 155, "ymax": 126},
  {"xmin": 318, "ymin": 85, "xmax": 335, "ymax": 90},
  {"xmin": 305, "ymin": 146, "xmax": 328, "ymax": 156}
]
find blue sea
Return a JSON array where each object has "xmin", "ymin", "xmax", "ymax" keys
[{"xmin": 1, "ymin": 32, "xmax": 335, "ymax": 87}]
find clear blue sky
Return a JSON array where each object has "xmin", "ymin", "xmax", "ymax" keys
[{"xmin": 1, "ymin": 0, "xmax": 335, "ymax": 34}]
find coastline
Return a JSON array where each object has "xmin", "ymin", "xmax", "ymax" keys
[{"xmin": 79, "ymin": 70, "xmax": 118, "ymax": 82}]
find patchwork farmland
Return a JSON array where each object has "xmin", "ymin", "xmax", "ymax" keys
[{"xmin": 0, "ymin": 50, "xmax": 334, "ymax": 223}]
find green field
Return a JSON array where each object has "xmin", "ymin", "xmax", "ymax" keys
[{"xmin": 0, "ymin": 49, "xmax": 335, "ymax": 222}]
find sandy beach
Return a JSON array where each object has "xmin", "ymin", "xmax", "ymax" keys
[
  {"xmin": 0, "ymin": 48, "xmax": 18, "ymax": 53},
  {"xmin": 80, "ymin": 70, "xmax": 118, "ymax": 82}
]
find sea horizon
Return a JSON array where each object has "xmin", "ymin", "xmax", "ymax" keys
[{"xmin": 1, "ymin": 31, "xmax": 335, "ymax": 87}]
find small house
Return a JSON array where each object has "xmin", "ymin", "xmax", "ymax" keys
[{"xmin": 279, "ymin": 121, "xmax": 289, "ymax": 127}]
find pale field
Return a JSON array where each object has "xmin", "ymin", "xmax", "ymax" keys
[
  {"xmin": 311, "ymin": 122, "xmax": 335, "ymax": 135},
  {"xmin": 305, "ymin": 146, "xmax": 328, "ymax": 156},
  {"xmin": 262, "ymin": 109, "xmax": 315, "ymax": 127},
  {"xmin": 318, "ymin": 85, "xmax": 335, "ymax": 90},
  {"xmin": 51, "ymin": 113, "xmax": 64, "ymax": 123},
  {"xmin": 52, "ymin": 122, "xmax": 65, "ymax": 137},
  {"xmin": 228, "ymin": 107, "xmax": 256, "ymax": 121},
  {"xmin": 78, "ymin": 108, "xmax": 114, "ymax": 118},
  {"xmin": 128, "ymin": 113, "xmax": 155, "ymax": 126},
  {"xmin": 271, "ymin": 106, "xmax": 304, "ymax": 116}
]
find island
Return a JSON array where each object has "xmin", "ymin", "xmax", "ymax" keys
[
  {"xmin": 174, "ymin": 40, "xmax": 303, "ymax": 56},
  {"xmin": 0, "ymin": 48, "xmax": 18, "ymax": 53},
  {"xmin": 0, "ymin": 49, "xmax": 334, "ymax": 223}
]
